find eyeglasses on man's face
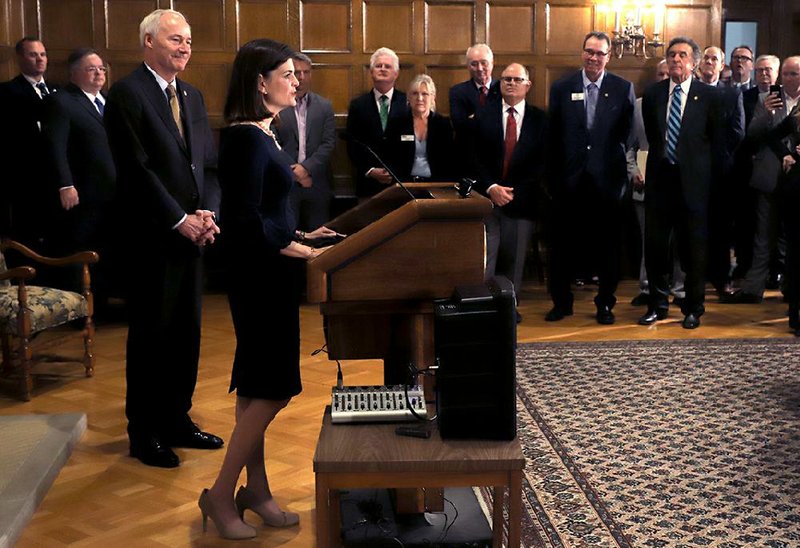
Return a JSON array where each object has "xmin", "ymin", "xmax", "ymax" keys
[
  {"xmin": 500, "ymin": 76, "xmax": 528, "ymax": 84},
  {"xmin": 583, "ymin": 49, "xmax": 609, "ymax": 58},
  {"xmin": 732, "ymin": 55, "xmax": 753, "ymax": 63},
  {"xmin": 85, "ymin": 66, "xmax": 108, "ymax": 74}
]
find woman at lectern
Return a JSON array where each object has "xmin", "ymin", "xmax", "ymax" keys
[
  {"xmin": 197, "ymin": 39, "xmax": 334, "ymax": 540},
  {"xmin": 385, "ymin": 74, "xmax": 455, "ymax": 182}
]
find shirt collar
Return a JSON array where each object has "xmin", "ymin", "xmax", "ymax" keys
[
  {"xmin": 581, "ymin": 70, "xmax": 605, "ymax": 91},
  {"xmin": 669, "ymin": 75, "xmax": 693, "ymax": 96},
  {"xmin": 373, "ymin": 87, "xmax": 394, "ymax": 103},
  {"xmin": 82, "ymin": 89, "xmax": 103, "ymax": 104},
  {"xmin": 502, "ymin": 100, "xmax": 525, "ymax": 117},
  {"xmin": 23, "ymin": 74, "xmax": 45, "ymax": 87},
  {"xmin": 144, "ymin": 62, "xmax": 175, "ymax": 94},
  {"xmin": 474, "ymin": 79, "xmax": 492, "ymax": 90}
]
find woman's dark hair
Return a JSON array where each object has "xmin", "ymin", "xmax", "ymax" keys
[{"xmin": 224, "ymin": 38, "xmax": 295, "ymax": 123}]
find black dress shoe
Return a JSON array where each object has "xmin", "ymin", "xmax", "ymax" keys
[
  {"xmin": 720, "ymin": 290, "xmax": 763, "ymax": 304},
  {"xmin": 596, "ymin": 305, "xmax": 615, "ymax": 325},
  {"xmin": 630, "ymin": 293, "xmax": 649, "ymax": 307},
  {"xmin": 638, "ymin": 309, "xmax": 668, "ymax": 325},
  {"xmin": 544, "ymin": 307, "xmax": 573, "ymax": 322},
  {"xmin": 167, "ymin": 424, "xmax": 224, "ymax": 450},
  {"xmin": 516, "ymin": 309, "xmax": 523, "ymax": 324},
  {"xmin": 130, "ymin": 436, "xmax": 180, "ymax": 468},
  {"xmin": 766, "ymin": 272, "xmax": 783, "ymax": 290},
  {"xmin": 682, "ymin": 313, "xmax": 700, "ymax": 329}
]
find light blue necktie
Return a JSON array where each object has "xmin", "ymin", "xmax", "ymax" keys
[
  {"xmin": 665, "ymin": 85, "xmax": 682, "ymax": 164},
  {"xmin": 586, "ymin": 83, "xmax": 598, "ymax": 130}
]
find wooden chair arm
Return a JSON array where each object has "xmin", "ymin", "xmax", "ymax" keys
[
  {"xmin": 1, "ymin": 239, "xmax": 99, "ymax": 266},
  {"xmin": 0, "ymin": 266, "xmax": 36, "ymax": 282}
]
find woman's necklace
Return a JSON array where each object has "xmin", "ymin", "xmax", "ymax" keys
[{"xmin": 234, "ymin": 119, "xmax": 281, "ymax": 149}]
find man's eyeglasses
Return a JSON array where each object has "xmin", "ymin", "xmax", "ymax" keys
[
  {"xmin": 583, "ymin": 49, "xmax": 609, "ymax": 58},
  {"xmin": 732, "ymin": 55, "xmax": 753, "ymax": 63},
  {"xmin": 85, "ymin": 66, "xmax": 108, "ymax": 74},
  {"xmin": 500, "ymin": 76, "xmax": 528, "ymax": 84}
]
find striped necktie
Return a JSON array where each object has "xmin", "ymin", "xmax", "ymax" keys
[
  {"xmin": 94, "ymin": 97, "xmax": 104, "ymax": 116},
  {"xmin": 36, "ymin": 81, "xmax": 49, "ymax": 98},
  {"xmin": 665, "ymin": 85, "xmax": 682, "ymax": 164}
]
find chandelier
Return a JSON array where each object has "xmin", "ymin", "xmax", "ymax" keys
[{"xmin": 610, "ymin": 4, "xmax": 665, "ymax": 59}]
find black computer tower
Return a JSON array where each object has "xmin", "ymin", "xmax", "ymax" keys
[{"xmin": 433, "ymin": 276, "xmax": 516, "ymax": 440}]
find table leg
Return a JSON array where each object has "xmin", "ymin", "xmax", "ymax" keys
[
  {"xmin": 316, "ymin": 473, "xmax": 330, "ymax": 548},
  {"xmin": 507, "ymin": 470, "xmax": 523, "ymax": 547},
  {"xmin": 492, "ymin": 485, "xmax": 505, "ymax": 548}
]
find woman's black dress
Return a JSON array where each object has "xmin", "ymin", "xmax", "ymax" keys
[{"xmin": 218, "ymin": 124, "xmax": 302, "ymax": 400}]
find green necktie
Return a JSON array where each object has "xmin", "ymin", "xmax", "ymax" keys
[{"xmin": 379, "ymin": 95, "xmax": 389, "ymax": 131}]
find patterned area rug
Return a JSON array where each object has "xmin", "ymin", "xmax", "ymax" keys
[{"xmin": 505, "ymin": 338, "xmax": 800, "ymax": 547}]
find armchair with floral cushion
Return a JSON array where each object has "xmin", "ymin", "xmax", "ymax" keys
[{"xmin": 0, "ymin": 239, "xmax": 99, "ymax": 400}]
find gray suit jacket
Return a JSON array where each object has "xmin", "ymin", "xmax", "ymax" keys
[
  {"xmin": 277, "ymin": 91, "xmax": 336, "ymax": 195},
  {"xmin": 748, "ymin": 92, "xmax": 788, "ymax": 193}
]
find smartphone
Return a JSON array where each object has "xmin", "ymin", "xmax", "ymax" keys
[{"xmin": 770, "ymin": 83, "xmax": 783, "ymax": 97}]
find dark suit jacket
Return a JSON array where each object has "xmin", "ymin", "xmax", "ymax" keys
[
  {"xmin": 42, "ymin": 83, "xmax": 116, "ymax": 206},
  {"xmin": 547, "ymin": 71, "xmax": 635, "ymax": 202},
  {"xmin": 449, "ymin": 79, "xmax": 501, "ymax": 132},
  {"xmin": 642, "ymin": 78, "xmax": 724, "ymax": 213},
  {"xmin": 276, "ymin": 91, "xmax": 336, "ymax": 195},
  {"xmin": 346, "ymin": 89, "xmax": 409, "ymax": 196},
  {"xmin": 0, "ymin": 75, "xmax": 59, "ymax": 235},
  {"xmin": 472, "ymin": 101, "xmax": 547, "ymax": 219},
  {"xmin": 383, "ymin": 110, "xmax": 454, "ymax": 181},
  {"xmin": 709, "ymin": 81, "xmax": 745, "ymax": 174},
  {"xmin": 743, "ymin": 86, "xmax": 761, "ymax": 127},
  {"xmin": 105, "ymin": 64, "xmax": 219, "ymax": 256}
]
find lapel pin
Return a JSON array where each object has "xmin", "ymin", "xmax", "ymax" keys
[
  {"xmin": 604, "ymin": 92, "xmax": 609, "ymax": 97},
  {"xmin": 693, "ymin": 95, "xmax": 698, "ymax": 100},
  {"xmin": 183, "ymin": 90, "xmax": 187, "ymax": 97}
]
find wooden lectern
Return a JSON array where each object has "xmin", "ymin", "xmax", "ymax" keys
[{"xmin": 307, "ymin": 182, "xmax": 492, "ymax": 384}]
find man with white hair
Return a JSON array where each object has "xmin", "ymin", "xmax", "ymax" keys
[
  {"xmin": 105, "ymin": 8, "xmax": 222, "ymax": 468},
  {"xmin": 449, "ymin": 43, "xmax": 500, "ymax": 163},
  {"xmin": 346, "ymin": 46, "xmax": 409, "ymax": 197}
]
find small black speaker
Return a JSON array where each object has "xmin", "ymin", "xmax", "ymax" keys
[{"xmin": 434, "ymin": 277, "xmax": 516, "ymax": 440}]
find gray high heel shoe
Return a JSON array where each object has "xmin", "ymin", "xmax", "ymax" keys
[
  {"xmin": 199, "ymin": 488, "xmax": 258, "ymax": 539},
  {"xmin": 235, "ymin": 485, "xmax": 300, "ymax": 527}
]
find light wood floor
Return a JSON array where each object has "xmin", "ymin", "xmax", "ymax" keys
[{"xmin": 1, "ymin": 280, "xmax": 793, "ymax": 547}]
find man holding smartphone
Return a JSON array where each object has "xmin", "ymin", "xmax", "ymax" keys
[{"xmin": 725, "ymin": 56, "xmax": 800, "ymax": 304}]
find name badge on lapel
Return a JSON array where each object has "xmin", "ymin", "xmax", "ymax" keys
[
  {"xmin": 571, "ymin": 93, "xmax": 585, "ymax": 101},
  {"xmin": 401, "ymin": 134, "xmax": 414, "ymax": 142}
]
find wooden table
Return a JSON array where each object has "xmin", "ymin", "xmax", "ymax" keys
[{"xmin": 313, "ymin": 409, "xmax": 525, "ymax": 547}]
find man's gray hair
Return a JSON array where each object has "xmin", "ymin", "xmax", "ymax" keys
[
  {"xmin": 139, "ymin": 9, "xmax": 189, "ymax": 48},
  {"xmin": 668, "ymin": 36, "xmax": 701, "ymax": 66},
  {"xmin": 293, "ymin": 52, "xmax": 313, "ymax": 65},
  {"xmin": 466, "ymin": 43, "xmax": 493, "ymax": 64},
  {"xmin": 370, "ymin": 47, "xmax": 399, "ymax": 71},
  {"xmin": 756, "ymin": 54, "xmax": 780, "ymax": 69}
]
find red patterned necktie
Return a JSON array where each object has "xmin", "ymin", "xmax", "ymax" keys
[
  {"xmin": 479, "ymin": 85, "xmax": 487, "ymax": 107},
  {"xmin": 502, "ymin": 107, "xmax": 517, "ymax": 180}
]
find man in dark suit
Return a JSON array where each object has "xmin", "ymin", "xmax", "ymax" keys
[
  {"xmin": 346, "ymin": 46, "xmax": 409, "ymax": 197},
  {"xmin": 639, "ymin": 36, "xmax": 724, "ymax": 329},
  {"xmin": 449, "ymin": 43, "xmax": 500, "ymax": 171},
  {"xmin": 473, "ymin": 63, "xmax": 547, "ymax": 306},
  {"xmin": 41, "ymin": 48, "xmax": 117, "ymax": 305},
  {"xmin": 0, "ymin": 37, "xmax": 57, "ymax": 246},
  {"xmin": 105, "ymin": 9, "xmax": 223, "ymax": 468},
  {"xmin": 276, "ymin": 52, "xmax": 336, "ymax": 231},
  {"xmin": 545, "ymin": 31, "xmax": 635, "ymax": 325},
  {"xmin": 698, "ymin": 46, "xmax": 745, "ymax": 297}
]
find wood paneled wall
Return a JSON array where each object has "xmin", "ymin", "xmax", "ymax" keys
[{"xmin": 0, "ymin": 0, "xmax": 723, "ymax": 195}]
